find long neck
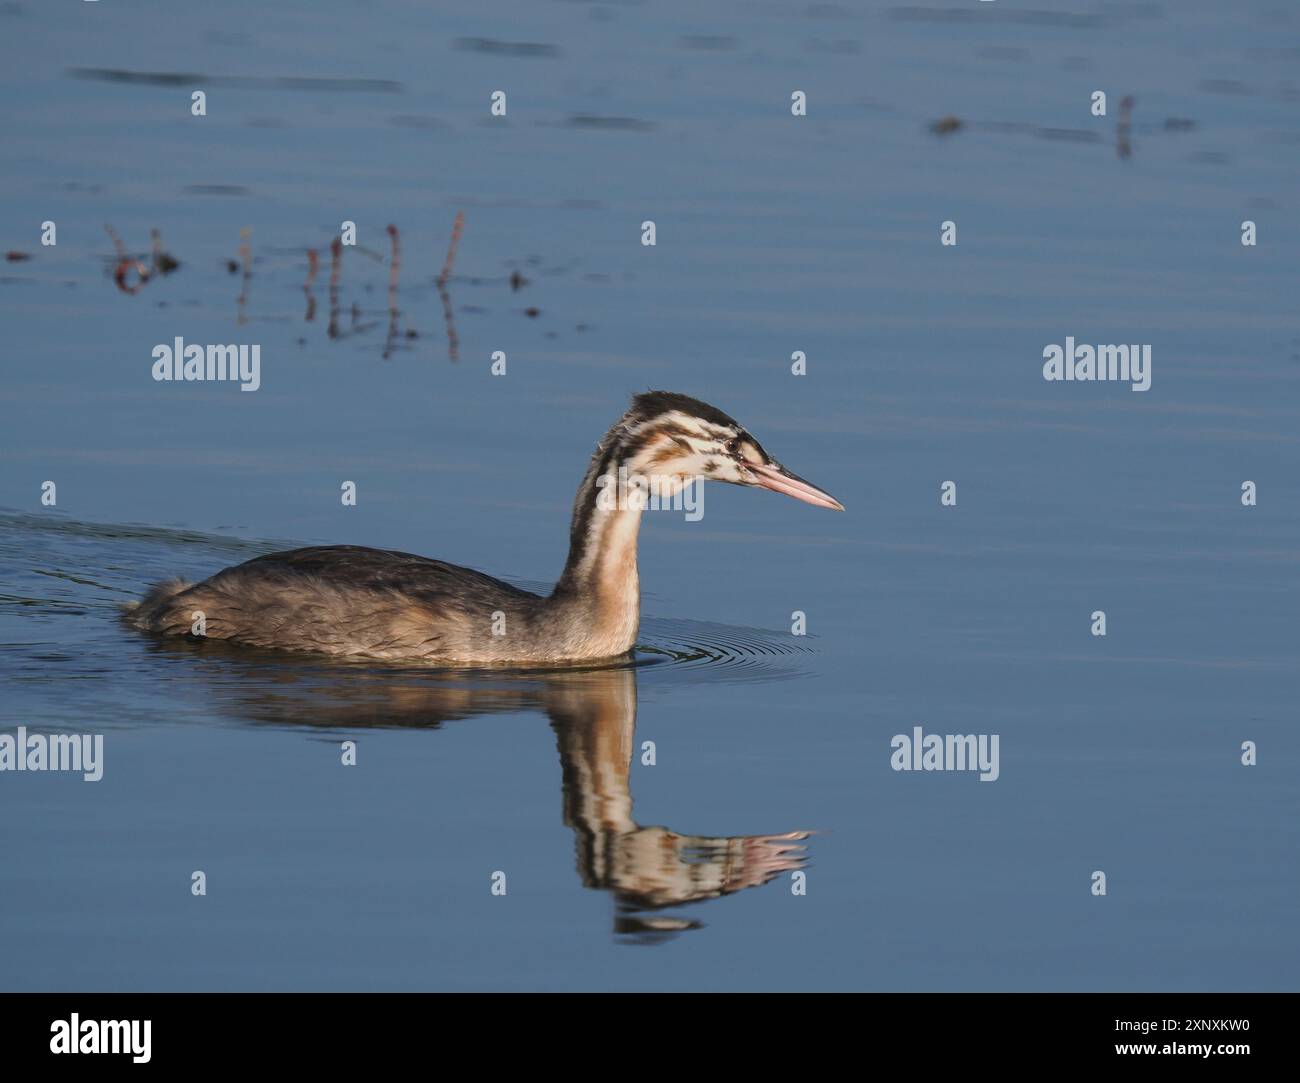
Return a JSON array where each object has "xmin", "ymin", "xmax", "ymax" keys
[{"xmin": 549, "ymin": 434, "xmax": 644, "ymax": 657}]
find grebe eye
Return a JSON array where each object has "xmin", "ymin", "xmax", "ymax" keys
[{"xmin": 725, "ymin": 437, "xmax": 740, "ymax": 455}]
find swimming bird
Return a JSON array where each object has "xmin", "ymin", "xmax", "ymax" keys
[{"xmin": 127, "ymin": 391, "xmax": 843, "ymax": 665}]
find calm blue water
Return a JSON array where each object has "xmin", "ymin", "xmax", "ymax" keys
[{"xmin": 1, "ymin": 0, "xmax": 1297, "ymax": 991}]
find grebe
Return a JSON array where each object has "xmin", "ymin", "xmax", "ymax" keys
[{"xmin": 127, "ymin": 391, "xmax": 843, "ymax": 664}]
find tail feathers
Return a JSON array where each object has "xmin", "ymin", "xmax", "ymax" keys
[{"xmin": 123, "ymin": 578, "xmax": 193, "ymax": 629}]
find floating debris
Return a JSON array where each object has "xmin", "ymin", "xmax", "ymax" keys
[
  {"xmin": 328, "ymin": 237, "xmax": 343, "ymax": 340},
  {"xmin": 1117, "ymin": 94, "xmax": 1135, "ymax": 159},
  {"xmin": 383, "ymin": 224, "xmax": 404, "ymax": 360},
  {"xmin": 453, "ymin": 37, "xmax": 560, "ymax": 58},
  {"xmin": 436, "ymin": 210, "xmax": 464, "ymax": 289},
  {"xmin": 104, "ymin": 223, "xmax": 128, "ymax": 259},
  {"xmin": 104, "ymin": 223, "xmax": 156, "ymax": 295},
  {"xmin": 565, "ymin": 115, "xmax": 657, "ymax": 133},
  {"xmin": 69, "ymin": 68, "xmax": 402, "ymax": 93},
  {"xmin": 150, "ymin": 229, "xmax": 180, "ymax": 274},
  {"xmin": 303, "ymin": 248, "xmax": 318, "ymax": 323},
  {"xmin": 113, "ymin": 258, "xmax": 150, "ymax": 295},
  {"xmin": 76, "ymin": 212, "xmax": 578, "ymax": 363},
  {"xmin": 435, "ymin": 212, "xmax": 464, "ymax": 362},
  {"xmin": 236, "ymin": 227, "xmax": 251, "ymax": 325}
]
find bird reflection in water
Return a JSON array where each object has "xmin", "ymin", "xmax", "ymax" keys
[
  {"xmin": 151, "ymin": 641, "xmax": 810, "ymax": 944},
  {"xmin": 546, "ymin": 666, "xmax": 809, "ymax": 942}
]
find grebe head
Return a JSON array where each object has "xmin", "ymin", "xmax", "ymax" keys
[{"xmin": 616, "ymin": 391, "xmax": 844, "ymax": 510}]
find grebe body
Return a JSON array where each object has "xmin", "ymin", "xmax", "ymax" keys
[{"xmin": 127, "ymin": 392, "xmax": 842, "ymax": 665}]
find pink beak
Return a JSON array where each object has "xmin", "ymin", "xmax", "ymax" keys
[{"xmin": 747, "ymin": 462, "xmax": 844, "ymax": 511}]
